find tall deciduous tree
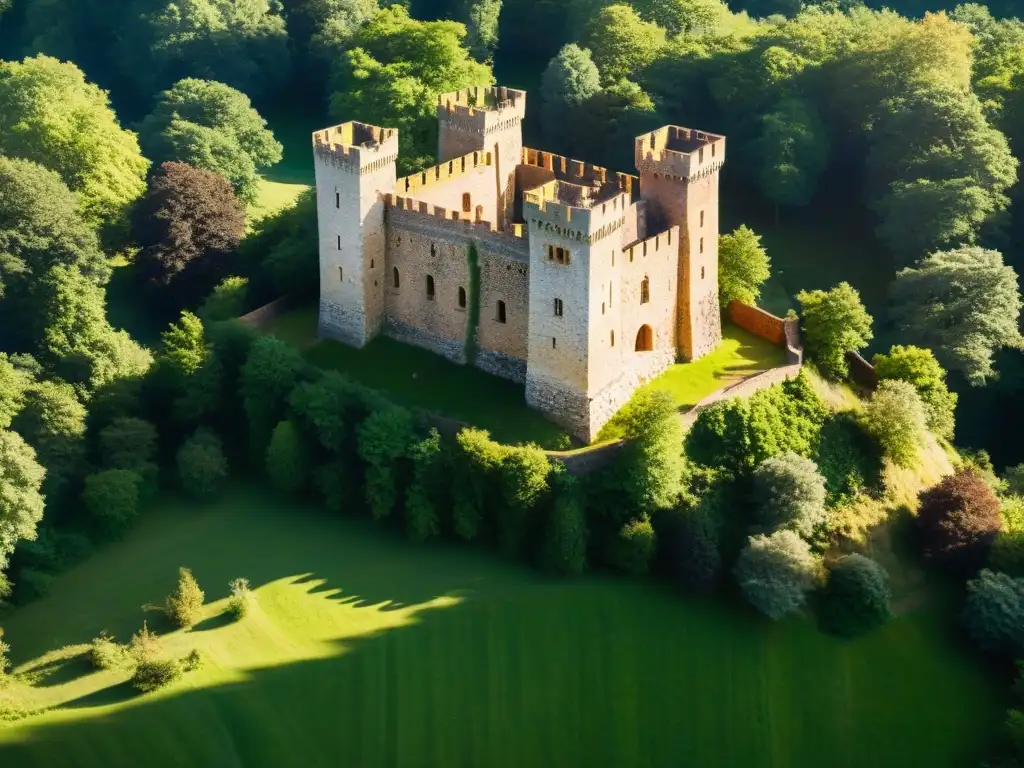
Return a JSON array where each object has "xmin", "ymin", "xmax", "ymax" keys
[
  {"xmin": 540, "ymin": 44, "xmax": 602, "ymax": 151},
  {"xmin": 718, "ymin": 225, "xmax": 770, "ymax": 309},
  {"xmin": 581, "ymin": 5, "xmax": 666, "ymax": 85},
  {"xmin": 889, "ymin": 246, "xmax": 1023, "ymax": 385},
  {"xmin": 758, "ymin": 98, "xmax": 829, "ymax": 220},
  {"xmin": 633, "ymin": 0, "xmax": 729, "ymax": 37},
  {"xmin": 460, "ymin": 0, "xmax": 501, "ymax": 61},
  {"xmin": 0, "ymin": 354, "xmax": 30, "ymax": 430},
  {"xmin": 796, "ymin": 282, "xmax": 873, "ymax": 380},
  {"xmin": 138, "ymin": 80, "xmax": 283, "ymax": 204},
  {"xmin": 12, "ymin": 380, "xmax": 87, "ymax": 506},
  {"xmin": 872, "ymin": 345, "xmax": 957, "ymax": 439},
  {"xmin": 0, "ymin": 56, "xmax": 149, "ymax": 230},
  {"xmin": 157, "ymin": 312, "xmax": 225, "ymax": 424},
  {"xmin": 133, "ymin": 162, "xmax": 246, "ymax": 290},
  {"xmin": 0, "ymin": 429, "xmax": 46, "ymax": 571}
]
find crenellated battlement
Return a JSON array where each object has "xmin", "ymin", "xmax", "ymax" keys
[
  {"xmin": 622, "ymin": 226, "xmax": 680, "ymax": 263},
  {"xmin": 522, "ymin": 180, "xmax": 630, "ymax": 244},
  {"xmin": 313, "ymin": 121, "xmax": 399, "ymax": 174},
  {"xmin": 395, "ymin": 150, "xmax": 493, "ymax": 196},
  {"xmin": 634, "ymin": 126, "xmax": 725, "ymax": 181},
  {"xmin": 437, "ymin": 86, "xmax": 527, "ymax": 136},
  {"xmin": 521, "ymin": 147, "xmax": 638, "ymax": 199}
]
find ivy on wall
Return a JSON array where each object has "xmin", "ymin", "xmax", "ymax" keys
[{"xmin": 465, "ymin": 241, "xmax": 481, "ymax": 364}]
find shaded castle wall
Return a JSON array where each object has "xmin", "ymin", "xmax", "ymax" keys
[
  {"xmin": 396, "ymin": 151, "xmax": 500, "ymax": 227},
  {"xmin": 476, "ymin": 246, "xmax": 529, "ymax": 382}
]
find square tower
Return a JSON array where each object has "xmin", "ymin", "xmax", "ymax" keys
[
  {"xmin": 313, "ymin": 121, "xmax": 398, "ymax": 347},
  {"xmin": 522, "ymin": 179, "xmax": 633, "ymax": 440},
  {"xmin": 635, "ymin": 126, "xmax": 726, "ymax": 361},
  {"xmin": 437, "ymin": 86, "xmax": 525, "ymax": 230}
]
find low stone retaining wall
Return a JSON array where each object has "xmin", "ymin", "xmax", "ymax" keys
[
  {"xmin": 238, "ymin": 293, "xmax": 300, "ymax": 328},
  {"xmin": 680, "ymin": 362, "xmax": 803, "ymax": 429},
  {"xmin": 845, "ymin": 350, "xmax": 878, "ymax": 389},
  {"xmin": 728, "ymin": 300, "xmax": 785, "ymax": 345}
]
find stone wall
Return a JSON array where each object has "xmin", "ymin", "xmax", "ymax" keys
[
  {"xmin": 728, "ymin": 300, "xmax": 786, "ymax": 345},
  {"xmin": 238, "ymin": 293, "xmax": 299, "ymax": 328},
  {"xmin": 396, "ymin": 152, "xmax": 500, "ymax": 227},
  {"xmin": 845, "ymin": 350, "xmax": 878, "ymax": 389},
  {"xmin": 476, "ymin": 245, "xmax": 529, "ymax": 369}
]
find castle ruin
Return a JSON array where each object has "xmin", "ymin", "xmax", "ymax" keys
[{"xmin": 313, "ymin": 86, "xmax": 725, "ymax": 441}]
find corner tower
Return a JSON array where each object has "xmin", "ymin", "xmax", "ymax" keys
[
  {"xmin": 437, "ymin": 86, "xmax": 525, "ymax": 230},
  {"xmin": 313, "ymin": 121, "xmax": 398, "ymax": 347},
  {"xmin": 635, "ymin": 126, "xmax": 726, "ymax": 361}
]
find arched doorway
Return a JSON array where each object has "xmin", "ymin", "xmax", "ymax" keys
[{"xmin": 635, "ymin": 324, "xmax": 653, "ymax": 352}]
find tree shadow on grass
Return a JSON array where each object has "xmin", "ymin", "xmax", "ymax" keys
[
  {"xmin": 190, "ymin": 612, "xmax": 235, "ymax": 633},
  {"xmin": 19, "ymin": 650, "xmax": 93, "ymax": 689},
  {"xmin": 59, "ymin": 680, "xmax": 136, "ymax": 710}
]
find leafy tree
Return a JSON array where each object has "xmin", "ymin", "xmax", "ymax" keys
[
  {"xmin": 862, "ymin": 380, "xmax": 928, "ymax": 467},
  {"xmin": 796, "ymin": 282, "xmax": 873, "ymax": 380},
  {"xmin": 0, "ymin": 56, "xmax": 149, "ymax": 229},
  {"xmin": 818, "ymin": 554, "xmax": 892, "ymax": 637},
  {"xmin": 133, "ymin": 162, "xmax": 246, "ymax": 291},
  {"xmin": 0, "ymin": 157, "xmax": 107, "ymax": 310},
  {"xmin": 99, "ymin": 417, "xmax": 158, "ymax": 473},
  {"xmin": 612, "ymin": 390, "xmax": 684, "ymax": 514},
  {"xmin": 199, "ymin": 276, "xmax": 249, "ymax": 324},
  {"xmin": 633, "ymin": 0, "xmax": 729, "ymax": 36},
  {"xmin": 540, "ymin": 471, "xmax": 588, "ymax": 576},
  {"xmin": 314, "ymin": 458, "xmax": 355, "ymax": 513},
  {"xmin": 165, "ymin": 567, "xmax": 205, "ymax": 628},
  {"xmin": 752, "ymin": 452, "xmax": 827, "ymax": 540},
  {"xmin": 459, "ymin": 0, "xmax": 501, "ymax": 61},
  {"xmin": 734, "ymin": 530, "xmax": 819, "ymax": 620},
  {"xmin": 128, "ymin": 622, "xmax": 181, "ymax": 693},
  {"xmin": 12, "ymin": 380, "xmax": 87, "ymax": 505},
  {"xmin": 757, "ymin": 98, "xmax": 829, "ymax": 219},
  {"xmin": 608, "ymin": 517, "xmax": 656, "ymax": 575},
  {"xmin": 288, "ymin": 0, "xmax": 380, "ymax": 59},
  {"xmin": 266, "ymin": 420, "xmax": 309, "ymax": 494},
  {"xmin": 329, "ymin": 7, "xmax": 494, "ymax": 166},
  {"xmin": 889, "ymin": 246, "xmax": 1023, "ymax": 385},
  {"xmin": 962, "ymin": 569, "xmax": 1024, "ymax": 656},
  {"xmin": 663, "ymin": 502, "xmax": 722, "ymax": 593},
  {"xmin": 872, "ymin": 345, "xmax": 957, "ymax": 440},
  {"xmin": 289, "ymin": 371, "xmax": 364, "ymax": 454},
  {"xmin": 357, "ymin": 406, "xmax": 416, "ymax": 520},
  {"xmin": 33, "ymin": 265, "xmax": 153, "ymax": 396},
  {"xmin": 495, "ymin": 444, "xmax": 551, "ymax": 556},
  {"xmin": 0, "ymin": 354, "xmax": 30, "ymax": 430},
  {"xmin": 157, "ymin": 311, "xmax": 225, "ymax": 424},
  {"xmin": 241, "ymin": 190, "xmax": 319, "ymax": 299},
  {"xmin": 540, "ymin": 44, "xmax": 602, "ymax": 152},
  {"xmin": 176, "ymin": 428, "xmax": 229, "ymax": 499},
  {"xmin": 581, "ymin": 5, "xmax": 666, "ymax": 85},
  {"xmin": 240, "ymin": 337, "xmax": 307, "ymax": 450},
  {"xmin": 82, "ymin": 468, "xmax": 142, "ymax": 536},
  {"xmin": 718, "ymin": 225, "xmax": 771, "ymax": 309},
  {"xmin": 404, "ymin": 429, "xmax": 445, "ymax": 542},
  {"xmin": 917, "ymin": 468, "xmax": 1002, "ymax": 573},
  {"xmin": 227, "ymin": 577, "xmax": 254, "ymax": 620},
  {"xmin": 573, "ymin": 80, "xmax": 659, "ymax": 171},
  {"xmin": 0, "ymin": 430, "xmax": 46, "ymax": 570},
  {"xmin": 451, "ymin": 427, "xmax": 504, "ymax": 541},
  {"xmin": 138, "ymin": 80, "xmax": 282, "ymax": 204}
]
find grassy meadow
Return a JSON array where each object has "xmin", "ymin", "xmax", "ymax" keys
[{"xmin": 0, "ymin": 487, "xmax": 1003, "ymax": 768}]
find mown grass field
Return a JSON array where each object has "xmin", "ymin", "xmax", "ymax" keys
[{"xmin": 0, "ymin": 487, "xmax": 1003, "ymax": 767}]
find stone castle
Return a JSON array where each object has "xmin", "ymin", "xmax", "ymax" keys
[{"xmin": 313, "ymin": 86, "xmax": 725, "ymax": 441}]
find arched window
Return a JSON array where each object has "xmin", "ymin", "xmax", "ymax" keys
[
  {"xmin": 426, "ymin": 274, "xmax": 435, "ymax": 300},
  {"xmin": 497, "ymin": 300, "xmax": 506, "ymax": 323},
  {"xmin": 393, "ymin": 267, "xmax": 400, "ymax": 288},
  {"xmin": 458, "ymin": 286, "xmax": 467, "ymax": 308},
  {"xmin": 640, "ymin": 277, "xmax": 650, "ymax": 304},
  {"xmin": 462, "ymin": 193, "xmax": 472, "ymax": 213},
  {"xmin": 635, "ymin": 325, "xmax": 654, "ymax": 352},
  {"xmin": 553, "ymin": 298, "xmax": 563, "ymax": 317}
]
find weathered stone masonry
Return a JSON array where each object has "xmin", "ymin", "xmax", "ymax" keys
[{"xmin": 314, "ymin": 87, "xmax": 726, "ymax": 441}]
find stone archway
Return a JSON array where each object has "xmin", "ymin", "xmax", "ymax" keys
[{"xmin": 635, "ymin": 324, "xmax": 654, "ymax": 352}]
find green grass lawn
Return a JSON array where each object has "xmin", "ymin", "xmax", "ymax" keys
[
  {"xmin": 262, "ymin": 305, "xmax": 572, "ymax": 448},
  {"xmin": 247, "ymin": 178, "xmax": 309, "ymax": 229},
  {"xmin": 0, "ymin": 487, "xmax": 1003, "ymax": 767}
]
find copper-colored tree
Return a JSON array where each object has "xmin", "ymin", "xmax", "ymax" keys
[
  {"xmin": 917, "ymin": 468, "xmax": 1002, "ymax": 573},
  {"xmin": 133, "ymin": 161, "xmax": 245, "ymax": 291}
]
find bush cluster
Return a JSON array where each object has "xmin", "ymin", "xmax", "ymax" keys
[
  {"xmin": 88, "ymin": 632, "xmax": 127, "ymax": 670},
  {"xmin": 734, "ymin": 530, "xmax": 820, "ymax": 620},
  {"xmin": 227, "ymin": 577, "xmax": 253, "ymax": 620},
  {"xmin": 962, "ymin": 570, "xmax": 1024, "ymax": 657},
  {"xmin": 818, "ymin": 554, "xmax": 892, "ymax": 637},
  {"xmin": 128, "ymin": 622, "xmax": 181, "ymax": 693},
  {"xmin": 165, "ymin": 567, "xmax": 205, "ymax": 628},
  {"xmin": 917, "ymin": 468, "xmax": 1003, "ymax": 573}
]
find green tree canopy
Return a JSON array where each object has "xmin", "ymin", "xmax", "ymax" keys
[
  {"xmin": 872, "ymin": 344, "xmax": 957, "ymax": 439},
  {"xmin": 758, "ymin": 97, "xmax": 830, "ymax": 212},
  {"xmin": 0, "ymin": 56, "xmax": 149, "ymax": 230},
  {"xmin": 862, "ymin": 380, "xmax": 929, "ymax": 467},
  {"xmin": 0, "ymin": 354, "xmax": 30, "ymax": 430},
  {"xmin": 540, "ymin": 44, "xmax": 602, "ymax": 152},
  {"xmin": 889, "ymin": 246, "xmax": 1023, "ymax": 385},
  {"xmin": 581, "ymin": 5, "xmax": 666, "ymax": 85},
  {"xmin": 0, "ymin": 429, "xmax": 46, "ymax": 571},
  {"xmin": 460, "ymin": 0, "xmax": 501, "ymax": 61},
  {"xmin": 718, "ymin": 225, "xmax": 771, "ymax": 309},
  {"xmin": 633, "ymin": 0, "xmax": 730, "ymax": 36},
  {"xmin": 796, "ymin": 282, "xmax": 873, "ymax": 380}
]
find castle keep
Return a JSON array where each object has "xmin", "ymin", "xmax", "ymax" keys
[{"xmin": 314, "ymin": 86, "xmax": 725, "ymax": 441}]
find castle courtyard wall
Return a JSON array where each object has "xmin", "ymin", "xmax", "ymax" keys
[
  {"xmin": 396, "ymin": 153, "xmax": 500, "ymax": 228},
  {"xmin": 476, "ymin": 245, "xmax": 529, "ymax": 382}
]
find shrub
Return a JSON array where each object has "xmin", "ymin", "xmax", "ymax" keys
[
  {"xmin": 0, "ymin": 629, "xmax": 10, "ymax": 675},
  {"xmin": 265, "ymin": 419, "xmax": 309, "ymax": 494},
  {"xmin": 962, "ymin": 569, "xmax": 1024, "ymax": 656},
  {"xmin": 496, "ymin": 444, "xmax": 551, "ymax": 556},
  {"xmin": 99, "ymin": 417, "xmax": 158, "ymax": 470},
  {"xmin": 240, "ymin": 336, "xmax": 306, "ymax": 450},
  {"xmin": 540, "ymin": 472, "xmax": 588, "ymax": 577},
  {"xmin": 667, "ymin": 506, "xmax": 722, "ymax": 593},
  {"xmin": 872, "ymin": 345, "xmax": 957, "ymax": 439},
  {"xmin": 181, "ymin": 648, "xmax": 204, "ymax": 672},
  {"xmin": 818, "ymin": 554, "xmax": 892, "ymax": 637},
  {"xmin": 88, "ymin": 632, "xmax": 126, "ymax": 670},
  {"xmin": 752, "ymin": 452, "xmax": 827, "ymax": 540},
  {"xmin": 451, "ymin": 428, "xmax": 504, "ymax": 541},
  {"xmin": 861, "ymin": 380, "xmax": 928, "ymax": 467},
  {"xmin": 813, "ymin": 412, "xmax": 881, "ymax": 507},
  {"xmin": 198, "ymin": 275, "xmax": 248, "ymax": 323},
  {"xmin": 82, "ymin": 469, "xmax": 142, "ymax": 536},
  {"xmin": 405, "ymin": 430, "xmax": 444, "ymax": 542},
  {"xmin": 613, "ymin": 390, "xmax": 684, "ymax": 513},
  {"xmin": 734, "ymin": 530, "xmax": 820, "ymax": 620},
  {"xmin": 164, "ymin": 567, "xmax": 205, "ymax": 628},
  {"xmin": 129, "ymin": 622, "xmax": 181, "ymax": 693},
  {"xmin": 357, "ymin": 406, "xmax": 416, "ymax": 520},
  {"xmin": 1005, "ymin": 465, "xmax": 1024, "ymax": 497},
  {"xmin": 917, "ymin": 468, "xmax": 1002, "ymax": 573},
  {"xmin": 608, "ymin": 517, "xmax": 656, "ymax": 575},
  {"xmin": 227, "ymin": 577, "xmax": 253, "ymax": 620},
  {"xmin": 992, "ymin": 496, "xmax": 1024, "ymax": 576},
  {"xmin": 795, "ymin": 282, "xmax": 873, "ymax": 380},
  {"xmin": 176, "ymin": 427, "xmax": 228, "ymax": 498}
]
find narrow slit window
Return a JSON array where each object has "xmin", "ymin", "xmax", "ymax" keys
[
  {"xmin": 552, "ymin": 337, "xmax": 556, "ymax": 349},
  {"xmin": 430, "ymin": 242, "xmax": 436, "ymax": 257},
  {"xmin": 701, "ymin": 266, "xmax": 705, "ymax": 279},
  {"xmin": 700, "ymin": 210, "xmax": 705, "ymax": 227},
  {"xmin": 610, "ymin": 330, "xmax": 615, "ymax": 347},
  {"xmin": 335, "ymin": 191, "xmax": 340, "ymax": 208},
  {"xmin": 554, "ymin": 298, "xmax": 563, "ymax": 317},
  {"xmin": 426, "ymin": 274, "xmax": 435, "ymax": 299},
  {"xmin": 338, "ymin": 266, "xmax": 343, "ymax": 281},
  {"xmin": 497, "ymin": 300, "xmax": 506, "ymax": 323},
  {"xmin": 458, "ymin": 286, "xmax": 467, "ymax": 308},
  {"xmin": 337, "ymin": 235, "xmax": 341, "ymax": 251},
  {"xmin": 547, "ymin": 245, "xmax": 570, "ymax": 265},
  {"xmin": 462, "ymin": 193, "xmax": 472, "ymax": 213},
  {"xmin": 370, "ymin": 259, "xmax": 374, "ymax": 269},
  {"xmin": 393, "ymin": 267, "xmax": 400, "ymax": 288},
  {"xmin": 640, "ymin": 277, "xmax": 650, "ymax": 304},
  {"xmin": 700, "ymin": 237, "xmax": 704, "ymax": 254}
]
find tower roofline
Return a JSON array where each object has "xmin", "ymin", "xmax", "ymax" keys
[
  {"xmin": 635, "ymin": 126, "xmax": 726, "ymax": 180},
  {"xmin": 313, "ymin": 121, "xmax": 399, "ymax": 172}
]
